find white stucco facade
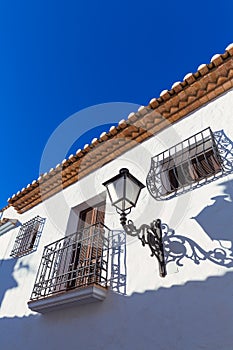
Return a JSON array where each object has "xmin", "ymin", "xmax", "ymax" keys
[{"xmin": 1, "ymin": 89, "xmax": 233, "ymax": 349}]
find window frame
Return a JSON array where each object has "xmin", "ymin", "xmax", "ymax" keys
[{"xmin": 147, "ymin": 128, "xmax": 224, "ymax": 200}]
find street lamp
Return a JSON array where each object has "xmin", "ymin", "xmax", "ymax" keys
[{"xmin": 103, "ymin": 168, "xmax": 166, "ymax": 277}]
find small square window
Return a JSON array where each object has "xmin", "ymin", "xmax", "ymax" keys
[
  {"xmin": 147, "ymin": 128, "xmax": 223, "ymax": 199},
  {"xmin": 10, "ymin": 216, "xmax": 45, "ymax": 258}
]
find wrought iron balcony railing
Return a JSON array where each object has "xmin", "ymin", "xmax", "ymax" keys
[{"xmin": 30, "ymin": 223, "xmax": 110, "ymax": 301}]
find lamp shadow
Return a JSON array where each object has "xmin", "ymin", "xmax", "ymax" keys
[
  {"xmin": 163, "ymin": 224, "xmax": 233, "ymax": 268},
  {"xmin": 193, "ymin": 180, "xmax": 233, "ymax": 242},
  {"xmin": 163, "ymin": 178, "xmax": 233, "ymax": 268}
]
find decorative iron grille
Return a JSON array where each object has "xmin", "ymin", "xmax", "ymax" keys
[
  {"xmin": 10, "ymin": 216, "xmax": 45, "ymax": 258},
  {"xmin": 147, "ymin": 128, "xmax": 224, "ymax": 200},
  {"xmin": 30, "ymin": 222, "xmax": 110, "ymax": 301}
]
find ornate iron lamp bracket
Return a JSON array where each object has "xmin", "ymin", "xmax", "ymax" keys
[
  {"xmin": 120, "ymin": 212, "xmax": 166, "ymax": 277},
  {"xmin": 103, "ymin": 168, "xmax": 166, "ymax": 278}
]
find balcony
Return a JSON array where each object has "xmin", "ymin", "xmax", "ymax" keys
[{"xmin": 28, "ymin": 223, "xmax": 110, "ymax": 313}]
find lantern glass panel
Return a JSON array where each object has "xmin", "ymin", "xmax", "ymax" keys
[
  {"xmin": 105, "ymin": 177, "xmax": 125, "ymax": 209},
  {"xmin": 103, "ymin": 168, "xmax": 145, "ymax": 212},
  {"xmin": 125, "ymin": 177, "xmax": 142, "ymax": 208}
]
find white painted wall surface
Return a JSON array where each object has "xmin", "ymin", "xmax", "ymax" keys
[{"xmin": 1, "ymin": 89, "xmax": 233, "ymax": 349}]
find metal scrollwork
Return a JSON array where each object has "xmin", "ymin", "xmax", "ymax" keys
[
  {"xmin": 162, "ymin": 223, "xmax": 233, "ymax": 268},
  {"xmin": 122, "ymin": 219, "xmax": 166, "ymax": 277},
  {"xmin": 213, "ymin": 129, "xmax": 233, "ymax": 172}
]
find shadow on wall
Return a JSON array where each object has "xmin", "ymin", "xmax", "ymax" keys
[
  {"xmin": 163, "ymin": 222, "xmax": 233, "ymax": 269},
  {"xmin": 1, "ymin": 271, "xmax": 233, "ymax": 350},
  {"xmin": 0, "ymin": 259, "xmax": 18, "ymax": 308},
  {"xmin": 193, "ymin": 179, "xmax": 233, "ymax": 242},
  {"xmin": 163, "ymin": 178, "xmax": 233, "ymax": 269},
  {"xmin": 109, "ymin": 230, "xmax": 127, "ymax": 295}
]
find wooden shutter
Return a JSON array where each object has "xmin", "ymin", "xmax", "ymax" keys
[{"xmin": 66, "ymin": 202, "xmax": 106, "ymax": 289}]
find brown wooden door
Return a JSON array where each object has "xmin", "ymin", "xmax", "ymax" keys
[
  {"xmin": 78, "ymin": 202, "xmax": 105, "ymax": 230},
  {"xmin": 67, "ymin": 202, "xmax": 106, "ymax": 289}
]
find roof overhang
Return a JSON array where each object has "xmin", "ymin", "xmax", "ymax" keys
[
  {"xmin": 7, "ymin": 45, "xmax": 233, "ymax": 214},
  {"xmin": 0, "ymin": 218, "xmax": 19, "ymax": 235}
]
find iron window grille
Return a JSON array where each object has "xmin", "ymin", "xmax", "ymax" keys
[
  {"xmin": 10, "ymin": 216, "xmax": 45, "ymax": 258},
  {"xmin": 30, "ymin": 222, "xmax": 110, "ymax": 301},
  {"xmin": 147, "ymin": 128, "xmax": 224, "ymax": 200}
]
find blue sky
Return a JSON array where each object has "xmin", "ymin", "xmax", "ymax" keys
[{"xmin": 0, "ymin": 0, "xmax": 233, "ymax": 209}]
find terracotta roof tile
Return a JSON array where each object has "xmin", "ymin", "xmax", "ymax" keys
[{"xmin": 6, "ymin": 43, "xmax": 233, "ymax": 214}]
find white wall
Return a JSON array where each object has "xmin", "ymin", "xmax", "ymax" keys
[{"xmin": 1, "ymin": 89, "xmax": 233, "ymax": 349}]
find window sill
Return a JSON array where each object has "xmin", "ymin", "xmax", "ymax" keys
[{"xmin": 28, "ymin": 284, "xmax": 108, "ymax": 313}]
